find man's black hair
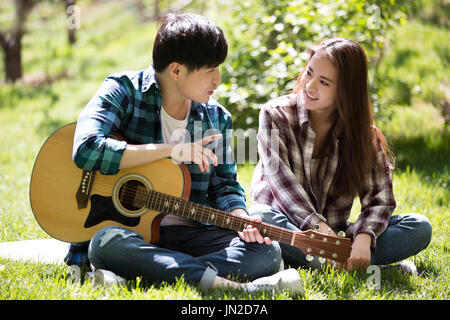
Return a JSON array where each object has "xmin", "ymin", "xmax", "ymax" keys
[{"xmin": 152, "ymin": 13, "xmax": 228, "ymax": 73}]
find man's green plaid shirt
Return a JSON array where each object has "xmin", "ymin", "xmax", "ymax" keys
[{"xmin": 65, "ymin": 65, "xmax": 247, "ymax": 267}]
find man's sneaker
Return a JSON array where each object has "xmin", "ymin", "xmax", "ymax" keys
[
  {"xmin": 84, "ymin": 271, "xmax": 95, "ymax": 283},
  {"xmin": 245, "ymin": 268, "xmax": 304, "ymax": 297},
  {"xmin": 93, "ymin": 269, "xmax": 127, "ymax": 288}
]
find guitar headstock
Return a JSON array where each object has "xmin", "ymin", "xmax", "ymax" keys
[{"xmin": 293, "ymin": 229, "xmax": 352, "ymax": 264}]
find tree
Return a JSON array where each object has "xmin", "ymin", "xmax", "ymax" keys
[
  {"xmin": 218, "ymin": 0, "xmax": 415, "ymax": 130},
  {"xmin": 0, "ymin": 0, "xmax": 80, "ymax": 83},
  {"xmin": 0, "ymin": 0, "xmax": 37, "ymax": 83},
  {"xmin": 65, "ymin": 0, "xmax": 77, "ymax": 45}
]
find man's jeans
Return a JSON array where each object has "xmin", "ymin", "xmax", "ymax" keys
[
  {"xmin": 88, "ymin": 222, "xmax": 281, "ymax": 290},
  {"xmin": 248, "ymin": 204, "xmax": 432, "ymax": 268}
]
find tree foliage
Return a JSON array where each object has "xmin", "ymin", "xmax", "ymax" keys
[{"xmin": 217, "ymin": 0, "xmax": 416, "ymax": 130}]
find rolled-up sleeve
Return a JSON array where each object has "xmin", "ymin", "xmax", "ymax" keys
[{"xmin": 73, "ymin": 78, "xmax": 128, "ymax": 175}]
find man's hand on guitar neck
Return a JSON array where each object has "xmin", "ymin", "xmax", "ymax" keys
[{"xmin": 234, "ymin": 209, "xmax": 272, "ymax": 245}]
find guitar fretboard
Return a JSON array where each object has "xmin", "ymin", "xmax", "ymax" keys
[
  {"xmin": 121, "ymin": 185, "xmax": 351, "ymax": 263},
  {"xmin": 145, "ymin": 189, "xmax": 295, "ymax": 244}
]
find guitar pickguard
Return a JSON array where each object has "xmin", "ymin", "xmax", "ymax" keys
[{"xmin": 84, "ymin": 195, "xmax": 140, "ymax": 228}]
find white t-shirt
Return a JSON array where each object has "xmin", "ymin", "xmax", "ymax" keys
[{"xmin": 159, "ymin": 105, "xmax": 195, "ymax": 226}]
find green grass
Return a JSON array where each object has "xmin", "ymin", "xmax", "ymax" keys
[
  {"xmin": 0, "ymin": 0, "xmax": 449, "ymax": 300},
  {"xmin": 376, "ymin": 19, "xmax": 449, "ymax": 111}
]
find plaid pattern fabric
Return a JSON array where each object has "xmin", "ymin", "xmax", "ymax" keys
[
  {"xmin": 64, "ymin": 241, "xmax": 90, "ymax": 267},
  {"xmin": 65, "ymin": 65, "xmax": 247, "ymax": 266},
  {"xmin": 250, "ymin": 94, "xmax": 396, "ymax": 251}
]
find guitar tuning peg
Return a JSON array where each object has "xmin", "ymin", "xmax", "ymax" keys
[
  {"xmin": 318, "ymin": 257, "xmax": 326, "ymax": 264},
  {"xmin": 314, "ymin": 224, "xmax": 320, "ymax": 230},
  {"xmin": 306, "ymin": 254, "xmax": 314, "ymax": 262},
  {"xmin": 338, "ymin": 231, "xmax": 346, "ymax": 237}
]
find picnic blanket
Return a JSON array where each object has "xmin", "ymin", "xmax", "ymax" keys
[{"xmin": 0, "ymin": 239, "xmax": 70, "ymax": 265}]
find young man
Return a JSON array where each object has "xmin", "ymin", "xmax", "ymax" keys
[{"xmin": 65, "ymin": 13, "xmax": 303, "ymax": 295}]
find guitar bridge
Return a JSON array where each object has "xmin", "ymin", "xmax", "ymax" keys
[{"xmin": 75, "ymin": 170, "xmax": 96, "ymax": 209}]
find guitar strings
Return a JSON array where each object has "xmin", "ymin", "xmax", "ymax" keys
[
  {"xmin": 113, "ymin": 183, "xmax": 296, "ymax": 242},
  {"xmin": 123, "ymin": 185, "xmax": 346, "ymax": 247},
  {"xmin": 93, "ymin": 180, "xmax": 345, "ymax": 244},
  {"xmin": 88, "ymin": 179, "xmax": 347, "ymax": 260}
]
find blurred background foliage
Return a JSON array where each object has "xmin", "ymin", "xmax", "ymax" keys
[
  {"xmin": 214, "ymin": 0, "xmax": 449, "ymax": 130},
  {"xmin": 0, "ymin": 0, "xmax": 448, "ymax": 130}
]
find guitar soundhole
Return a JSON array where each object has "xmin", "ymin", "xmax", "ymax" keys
[{"xmin": 118, "ymin": 180, "xmax": 148, "ymax": 212}]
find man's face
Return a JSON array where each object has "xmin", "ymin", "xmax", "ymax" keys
[{"xmin": 176, "ymin": 65, "xmax": 222, "ymax": 103}]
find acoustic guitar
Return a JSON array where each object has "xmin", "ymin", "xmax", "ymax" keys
[{"xmin": 29, "ymin": 123, "xmax": 351, "ymax": 264}]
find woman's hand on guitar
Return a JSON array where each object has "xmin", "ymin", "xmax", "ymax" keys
[
  {"xmin": 171, "ymin": 134, "xmax": 222, "ymax": 172},
  {"xmin": 344, "ymin": 233, "xmax": 372, "ymax": 271}
]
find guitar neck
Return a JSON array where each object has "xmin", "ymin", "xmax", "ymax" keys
[
  {"xmin": 143, "ymin": 188, "xmax": 351, "ymax": 264},
  {"xmin": 146, "ymin": 189, "xmax": 295, "ymax": 245}
]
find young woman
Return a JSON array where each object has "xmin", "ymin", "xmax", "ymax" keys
[{"xmin": 247, "ymin": 37, "xmax": 432, "ymax": 272}]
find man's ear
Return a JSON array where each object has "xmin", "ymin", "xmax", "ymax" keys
[{"xmin": 167, "ymin": 62, "xmax": 182, "ymax": 80}]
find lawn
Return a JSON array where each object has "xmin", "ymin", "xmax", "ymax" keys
[{"xmin": 0, "ymin": 1, "xmax": 448, "ymax": 301}]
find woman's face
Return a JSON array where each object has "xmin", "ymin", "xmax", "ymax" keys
[{"xmin": 298, "ymin": 54, "xmax": 338, "ymax": 116}]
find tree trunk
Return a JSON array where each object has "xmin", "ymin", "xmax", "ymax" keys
[
  {"xmin": 154, "ymin": 0, "xmax": 160, "ymax": 21},
  {"xmin": 66, "ymin": 0, "xmax": 77, "ymax": 45},
  {"xmin": 0, "ymin": 0, "xmax": 36, "ymax": 83},
  {"xmin": 2, "ymin": 35, "xmax": 24, "ymax": 82}
]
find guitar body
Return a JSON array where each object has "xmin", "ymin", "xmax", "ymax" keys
[{"xmin": 29, "ymin": 123, "xmax": 190, "ymax": 244}]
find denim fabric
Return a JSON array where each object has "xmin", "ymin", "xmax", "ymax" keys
[
  {"xmin": 88, "ymin": 223, "xmax": 281, "ymax": 289},
  {"xmin": 248, "ymin": 204, "xmax": 432, "ymax": 268}
]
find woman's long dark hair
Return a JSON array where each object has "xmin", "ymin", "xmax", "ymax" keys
[{"xmin": 294, "ymin": 37, "xmax": 394, "ymax": 197}]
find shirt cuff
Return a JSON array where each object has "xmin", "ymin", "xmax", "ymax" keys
[
  {"xmin": 347, "ymin": 223, "xmax": 378, "ymax": 252},
  {"xmin": 217, "ymin": 195, "xmax": 248, "ymax": 215},
  {"xmin": 99, "ymin": 138, "xmax": 127, "ymax": 175},
  {"xmin": 304, "ymin": 212, "xmax": 327, "ymax": 230},
  {"xmin": 355, "ymin": 229, "xmax": 377, "ymax": 252}
]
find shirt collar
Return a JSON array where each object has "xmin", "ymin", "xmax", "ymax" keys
[
  {"xmin": 296, "ymin": 94, "xmax": 311, "ymax": 128},
  {"xmin": 142, "ymin": 64, "xmax": 159, "ymax": 93}
]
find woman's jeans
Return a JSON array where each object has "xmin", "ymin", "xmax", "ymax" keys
[
  {"xmin": 248, "ymin": 204, "xmax": 432, "ymax": 269},
  {"xmin": 88, "ymin": 222, "xmax": 281, "ymax": 290}
]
